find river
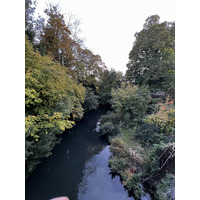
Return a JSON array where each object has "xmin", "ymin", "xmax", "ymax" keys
[{"xmin": 25, "ymin": 107, "xmax": 151, "ymax": 200}]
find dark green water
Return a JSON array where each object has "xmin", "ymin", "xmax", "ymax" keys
[{"xmin": 25, "ymin": 107, "xmax": 150, "ymax": 200}]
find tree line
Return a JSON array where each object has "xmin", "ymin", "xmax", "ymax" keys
[
  {"xmin": 99, "ymin": 15, "xmax": 175, "ymax": 200},
  {"xmin": 25, "ymin": 0, "xmax": 122, "ymax": 178},
  {"xmin": 26, "ymin": 1, "xmax": 175, "ymax": 199}
]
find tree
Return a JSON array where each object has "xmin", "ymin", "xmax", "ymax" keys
[
  {"xmin": 146, "ymin": 99, "xmax": 175, "ymax": 134},
  {"xmin": 25, "ymin": 0, "xmax": 37, "ymax": 42},
  {"xmin": 25, "ymin": 36, "xmax": 86, "ymax": 177},
  {"xmin": 98, "ymin": 68, "xmax": 123, "ymax": 104},
  {"xmin": 72, "ymin": 47, "xmax": 106, "ymax": 90},
  {"xmin": 110, "ymin": 83, "xmax": 150, "ymax": 122},
  {"xmin": 126, "ymin": 15, "xmax": 175, "ymax": 95},
  {"xmin": 83, "ymin": 87, "xmax": 99, "ymax": 111},
  {"xmin": 39, "ymin": 4, "xmax": 73, "ymax": 66}
]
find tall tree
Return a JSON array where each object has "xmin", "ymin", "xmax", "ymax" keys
[
  {"xmin": 98, "ymin": 69, "xmax": 123, "ymax": 104},
  {"xmin": 73, "ymin": 47, "xmax": 106, "ymax": 89},
  {"xmin": 25, "ymin": 0, "xmax": 37, "ymax": 42},
  {"xmin": 25, "ymin": 36, "xmax": 86, "ymax": 177},
  {"xmin": 126, "ymin": 15, "xmax": 175, "ymax": 95},
  {"xmin": 40, "ymin": 4, "xmax": 73, "ymax": 66}
]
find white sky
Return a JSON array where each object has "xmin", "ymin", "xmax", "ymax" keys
[{"xmin": 35, "ymin": 0, "xmax": 175, "ymax": 74}]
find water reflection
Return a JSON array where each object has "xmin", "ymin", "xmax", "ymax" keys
[
  {"xmin": 78, "ymin": 146, "xmax": 134, "ymax": 200},
  {"xmin": 26, "ymin": 108, "xmax": 108, "ymax": 200},
  {"xmin": 25, "ymin": 107, "xmax": 150, "ymax": 200}
]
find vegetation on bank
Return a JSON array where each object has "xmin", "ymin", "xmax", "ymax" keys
[
  {"xmin": 25, "ymin": 2, "xmax": 175, "ymax": 199},
  {"xmin": 99, "ymin": 15, "xmax": 175, "ymax": 200},
  {"xmin": 25, "ymin": 0, "xmax": 122, "ymax": 178}
]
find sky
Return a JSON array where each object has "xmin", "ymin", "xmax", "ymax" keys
[{"xmin": 35, "ymin": 0, "xmax": 175, "ymax": 74}]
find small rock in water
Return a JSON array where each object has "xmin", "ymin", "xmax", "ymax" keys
[{"xmin": 95, "ymin": 120, "xmax": 101, "ymax": 132}]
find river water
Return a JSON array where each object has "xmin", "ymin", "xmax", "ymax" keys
[{"xmin": 25, "ymin": 107, "xmax": 151, "ymax": 200}]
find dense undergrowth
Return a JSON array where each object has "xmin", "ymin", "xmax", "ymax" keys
[{"xmin": 99, "ymin": 90, "xmax": 175, "ymax": 199}]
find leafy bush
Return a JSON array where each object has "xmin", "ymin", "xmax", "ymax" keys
[
  {"xmin": 125, "ymin": 173, "xmax": 144, "ymax": 200},
  {"xmin": 144, "ymin": 143, "xmax": 166, "ymax": 175},
  {"xmin": 144, "ymin": 142, "xmax": 175, "ymax": 176},
  {"xmin": 155, "ymin": 173, "xmax": 175, "ymax": 200},
  {"xmin": 134, "ymin": 123, "xmax": 168, "ymax": 147},
  {"xmin": 109, "ymin": 138, "xmax": 129, "ymax": 157},
  {"xmin": 109, "ymin": 156, "xmax": 144, "ymax": 200},
  {"xmin": 83, "ymin": 87, "xmax": 99, "ymax": 111},
  {"xmin": 98, "ymin": 69, "xmax": 123, "ymax": 105},
  {"xmin": 146, "ymin": 99, "xmax": 175, "ymax": 134},
  {"xmin": 99, "ymin": 122, "xmax": 120, "ymax": 137},
  {"xmin": 108, "ymin": 157, "xmax": 129, "ymax": 174},
  {"xmin": 100, "ymin": 112, "xmax": 121, "ymax": 125},
  {"xmin": 110, "ymin": 83, "xmax": 150, "ymax": 122},
  {"xmin": 25, "ymin": 129, "xmax": 61, "ymax": 178}
]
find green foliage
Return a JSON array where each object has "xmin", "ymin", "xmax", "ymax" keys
[
  {"xmin": 108, "ymin": 138, "xmax": 144, "ymax": 200},
  {"xmin": 39, "ymin": 4, "xmax": 73, "ymax": 65},
  {"xmin": 98, "ymin": 68, "xmax": 123, "ymax": 105},
  {"xmin": 73, "ymin": 47, "xmax": 106, "ymax": 91},
  {"xmin": 146, "ymin": 99, "xmax": 175, "ymax": 134},
  {"xmin": 25, "ymin": 36, "xmax": 85, "ymax": 118},
  {"xmin": 144, "ymin": 142, "xmax": 175, "ymax": 176},
  {"xmin": 83, "ymin": 87, "xmax": 99, "ymax": 111},
  {"xmin": 25, "ymin": 36, "xmax": 86, "ymax": 177},
  {"xmin": 25, "ymin": 0, "xmax": 37, "ymax": 42},
  {"xmin": 110, "ymin": 83, "xmax": 150, "ymax": 123},
  {"xmin": 99, "ymin": 122, "xmax": 120, "ymax": 137},
  {"xmin": 125, "ymin": 174, "xmax": 144, "ymax": 200},
  {"xmin": 25, "ymin": 128, "xmax": 61, "ymax": 177},
  {"xmin": 155, "ymin": 173, "xmax": 175, "ymax": 200},
  {"xmin": 126, "ymin": 15, "xmax": 175, "ymax": 94},
  {"xmin": 100, "ymin": 112, "xmax": 121, "ymax": 125},
  {"xmin": 134, "ymin": 123, "xmax": 167, "ymax": 147},
  {"xmin": 144, "ymin": 143, "xmax": 166, "ymax": 175},
  {"xmin": 109, "ymin": 138, "xmax": 128, "ymax": 157},
  {"xmin": 108, "ymin": 157, "xmax": 129, "ymax": 174}
]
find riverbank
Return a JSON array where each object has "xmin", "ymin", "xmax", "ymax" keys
[
  {"xmin": 107, "ymin": 126, "xmax": 175, "ymax": 200},
  {"xmin": 98, "ymin": 87, "xmax": 175, "ymax": 200},
  {"xmin": 26, "ymin": 107, "xmax": 144, "ymax": 200}
]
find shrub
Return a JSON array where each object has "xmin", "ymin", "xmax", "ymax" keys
[
  {"xmin": 155, "ymin": 173, "xmax": 175, "ymax": 200},
  {"xmin": 134, "ymin": 123, "xmax": 168, "ymax": 147},
  {"xmin": 144, "ymin": 142, "xmax": 174, "ymax": 176},
  {"xmin": 144, "ymin": 143, "xmax": 166, "ymax": 175},
  {"xmin": 99, "ymin": 122, "xmax": 120, "ymax": 137},
  {"xmin": 146, "ymin": 99, "xmax": 175, "ymax": 134},
  {"xmin": 100, "ymin": 112, "xmax": 121, "ymax": 125},
  {"xmin": 110, "ymin": 83, "xmax": 150, "ymax": 122},
  {"xmin": 83, "ymin": 87, "xmax": 99, "ymax": 111},
  {"xmin": 108, "ymin": 157, "xmax": 129, "ymax": 174},
  {"xmin": 109, "ymin": 138, "xmax": 130, "ymax": 157},
  {"xmin": 125, "ymin": 173, "xmax": 144, "ymax": 200}
]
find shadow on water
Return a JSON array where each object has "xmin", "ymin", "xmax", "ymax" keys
[{"xmin": 25, "ymin": 107, "xmax": 150, "ymax": 200}]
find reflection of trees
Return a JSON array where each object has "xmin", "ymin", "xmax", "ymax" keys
[
  {"xmin": 61, "ymin": 109, "xmax": 108, "ymax": 200},
  {"xmin": 78, "ymin": 157, "xmax": 97, "ymax": 197},
  {"xmin": 25, "ymin": 108, "xmax": 108, "ymax": 200}
]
